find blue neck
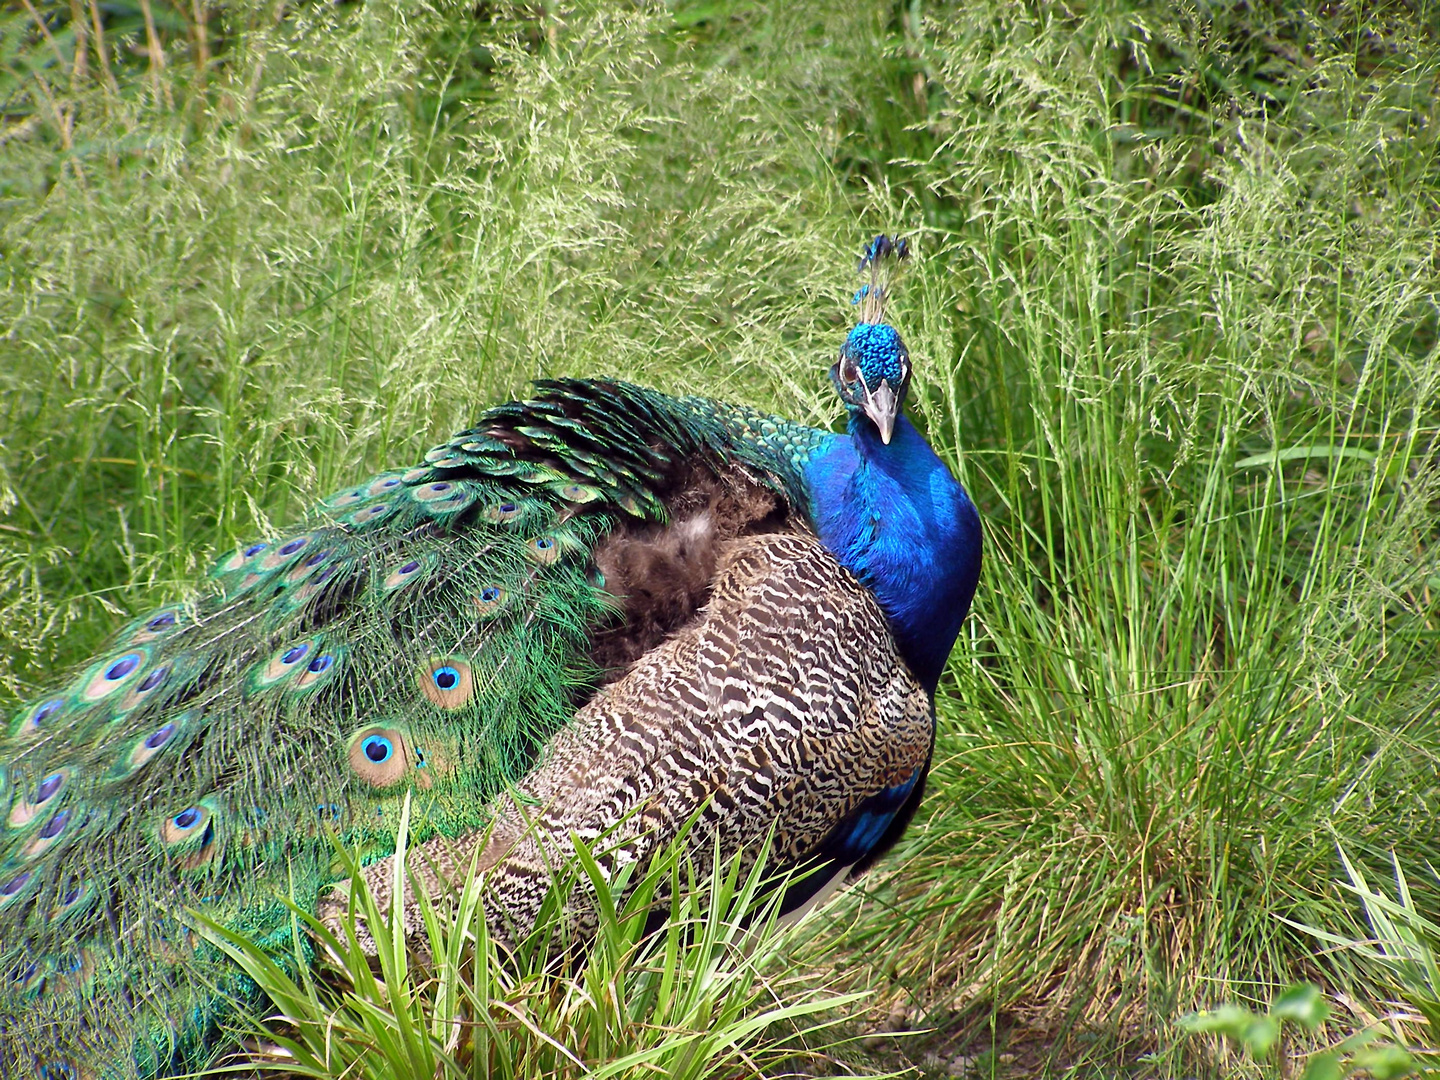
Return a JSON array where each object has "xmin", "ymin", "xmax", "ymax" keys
[{"xmin": 804, "ymin": 413, "xmax": 982, "ymax": 695}]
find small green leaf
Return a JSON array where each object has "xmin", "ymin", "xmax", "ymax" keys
[
  {"xmin": 1299, "ymin": 1051, "xmax": 1344, "ymax": 1080},
  {"xmin": 1351, "ymin": 1045, "xmax": 1416, "ymax": 1080},
  {"xmin": 1273, "ymin": 983, "xmax": 1330, "ymax": 1031},
  {"xmin": 1337, "ymin": 1026, "xmax": 1384, "ymax": 1053},
  {"xmin": 1235, "ymin": 444, "xmax": 1376, "ymax": 469},
  {"xmin": 1179, "ymin": 1004, "xmax": 1255, "ymax": 1040},
  {"xmin": 1244, "ymin": 1015, "xmax": 1280, "ymax": 1057}
]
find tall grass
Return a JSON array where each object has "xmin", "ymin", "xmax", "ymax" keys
[
  {"xmin": 824, "ymin": 3, "xmax": 1440, "ymax": 1066},
  {"xmin": 2, "ymin": 1, "xmax": 1438, "ymax": 1075},
  {"xmin": 201, "ymin": 801, "xmax": 865, "ymax": 1079}
]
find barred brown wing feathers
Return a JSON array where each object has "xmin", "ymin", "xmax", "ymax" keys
[{"xmin": 338, "ymin": 529, "xmax": 932, "ymax": 946}]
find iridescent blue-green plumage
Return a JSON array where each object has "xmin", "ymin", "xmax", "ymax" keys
[
  {"xmin": 0, "ymin": 237, "xmax": 982, "ymax": 1078},
  {"xmin": 0, "ymin": 381, "xmax": 832, "ymax": 1075}
]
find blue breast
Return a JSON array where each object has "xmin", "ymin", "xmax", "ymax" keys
[{"xmin": 803, "ymin": 414, "xmax": 982, "ymax": 694}]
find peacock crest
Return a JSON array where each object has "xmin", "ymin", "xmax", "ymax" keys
[{"xmin": 853, "ymin": 232, "xmax": 910, "ymax": 323}]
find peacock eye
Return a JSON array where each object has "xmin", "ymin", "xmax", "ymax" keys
[{"xmin": 840, "ymin": 358, "xmax": 860, "ymax": 385}]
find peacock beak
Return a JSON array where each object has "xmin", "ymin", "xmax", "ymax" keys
[{"xmin": 863, "ymin": 379, "xmax": 898, "ymax": 445}]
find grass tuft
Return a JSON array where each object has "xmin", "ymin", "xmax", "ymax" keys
[{"xmin": 198, "ymin": 798, "xmax": 870, "ymax": 1079}]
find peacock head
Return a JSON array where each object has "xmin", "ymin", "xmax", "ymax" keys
[
  {"xmin": 832, "ymin": 234, "xmax": 912, "ymax": 445},
  {"xmin": 831, "ymin": 321, "xmax": 910, "ymax": 445}
]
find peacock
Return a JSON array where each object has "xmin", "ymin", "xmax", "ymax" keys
[{"xmin": 0, "ymin": 236, "xmax": 982, "ymax": 1078}]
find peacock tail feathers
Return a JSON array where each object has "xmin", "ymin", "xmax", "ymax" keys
[{"xmin": 0, "ymin": 378, "xmax": 832, "ymax": 1078}]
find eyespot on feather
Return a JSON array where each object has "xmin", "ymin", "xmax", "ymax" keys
[
  {"xmin": 556, "ymin": 483, "xmax": 603, "ymax": 504},
  {"xmin": 8, "ymin": 769, "xmax": 71, "ymax": 830},
  {"xmin": 324, "ymin": 483, "xmax": 372, "ymax": 508},
  {"xmin": 383, "ymin": 558, "xmax": 428, "ymax": 590},
  {"xmin": 283, "ymin": 560, "xmax": 351, "ymax": 614},
  {"xmin": 52, "ymin": 879, "xmax": 92, "ymax": 922},
  {"xmin": 11, "ymin": 697, "xmax": 68, "ymax": 741},
  {"xmin": 159, "ymin": 803, "xmax": 207, "ymax": 844},
  {"xmin": 260, "ymin": 534, "xmax": 312, "ymax": 571},
  {"xmin": 525, "ymin": 535, "xmax": 562, "ymax": 565},
  {"xmin": 346, "ymin": 727, "xmax": 410, "ymax": 788},
  {"xmin": 401, "ymin": 467, "xmax": 429, "ymax": 483},
  {"xmin": 213, "ymin": 541, "xmax": 269, "ymax": 576},
  {"xmin": 293, "ymin": 649, "xmax": 342, "ymax": 692},
  {"xmin": 0, "ymin": 868, "xmax": 39, "ymax": 909},
  {"xmin": 111, "ymin": 711, "xmax": 191, "ymax": 780},
  {"xmin": 22, "ymin": 807, "xmax": 73, "ymax": 859},
  {"xmin": 473, "ymin": 585, "xmax": 508, "ymax": 618},
  {"xmin": 286, "ymin": 547, "xmax": 333, "ymax": 584},
  {"xmin": 158, "ymin": 799, "xmax": 219, "ymax": 869},
  {"xmin": 411, "ymin": 480, "xmax": 461, "ymax": 502},
  {"xmin": 78, "ymin": 648, "xmax": 151, "ymax": 703},
  {"xmin": 126, "ymin": 607, "xmax": 184, "ymax": 645},
  {"xmin": 347, "ymin": 503, "xmax": 392, "ymax": 527},
  {"xmin": 366, "ymin": 474, "xmax": 405, "ymax": 497},
  {"xmin": 112, "ymin": 652, "xmax": 193, "ymax": 715},
  {"xmin": 419, "ymin": 657, "xmax": 474, "ymax": 710},
  {"xmin": 422, "ymin": 489, "xmax": 477, "ymax": 516},
  {"xmin": 249, "ymin": 639, "xmax": 321, "ymax": 691},
  {"xmin": 483, "ymin": 500, "xmax": 525, "ymax": 524},
  {"xmin": 407, "ymin": 739, "xmax": 450, "ymax": 786}
]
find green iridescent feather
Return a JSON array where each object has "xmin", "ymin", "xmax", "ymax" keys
[{"xmin": 0, "ymin": 378, "xmax": 831, "ymax": 1078}]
